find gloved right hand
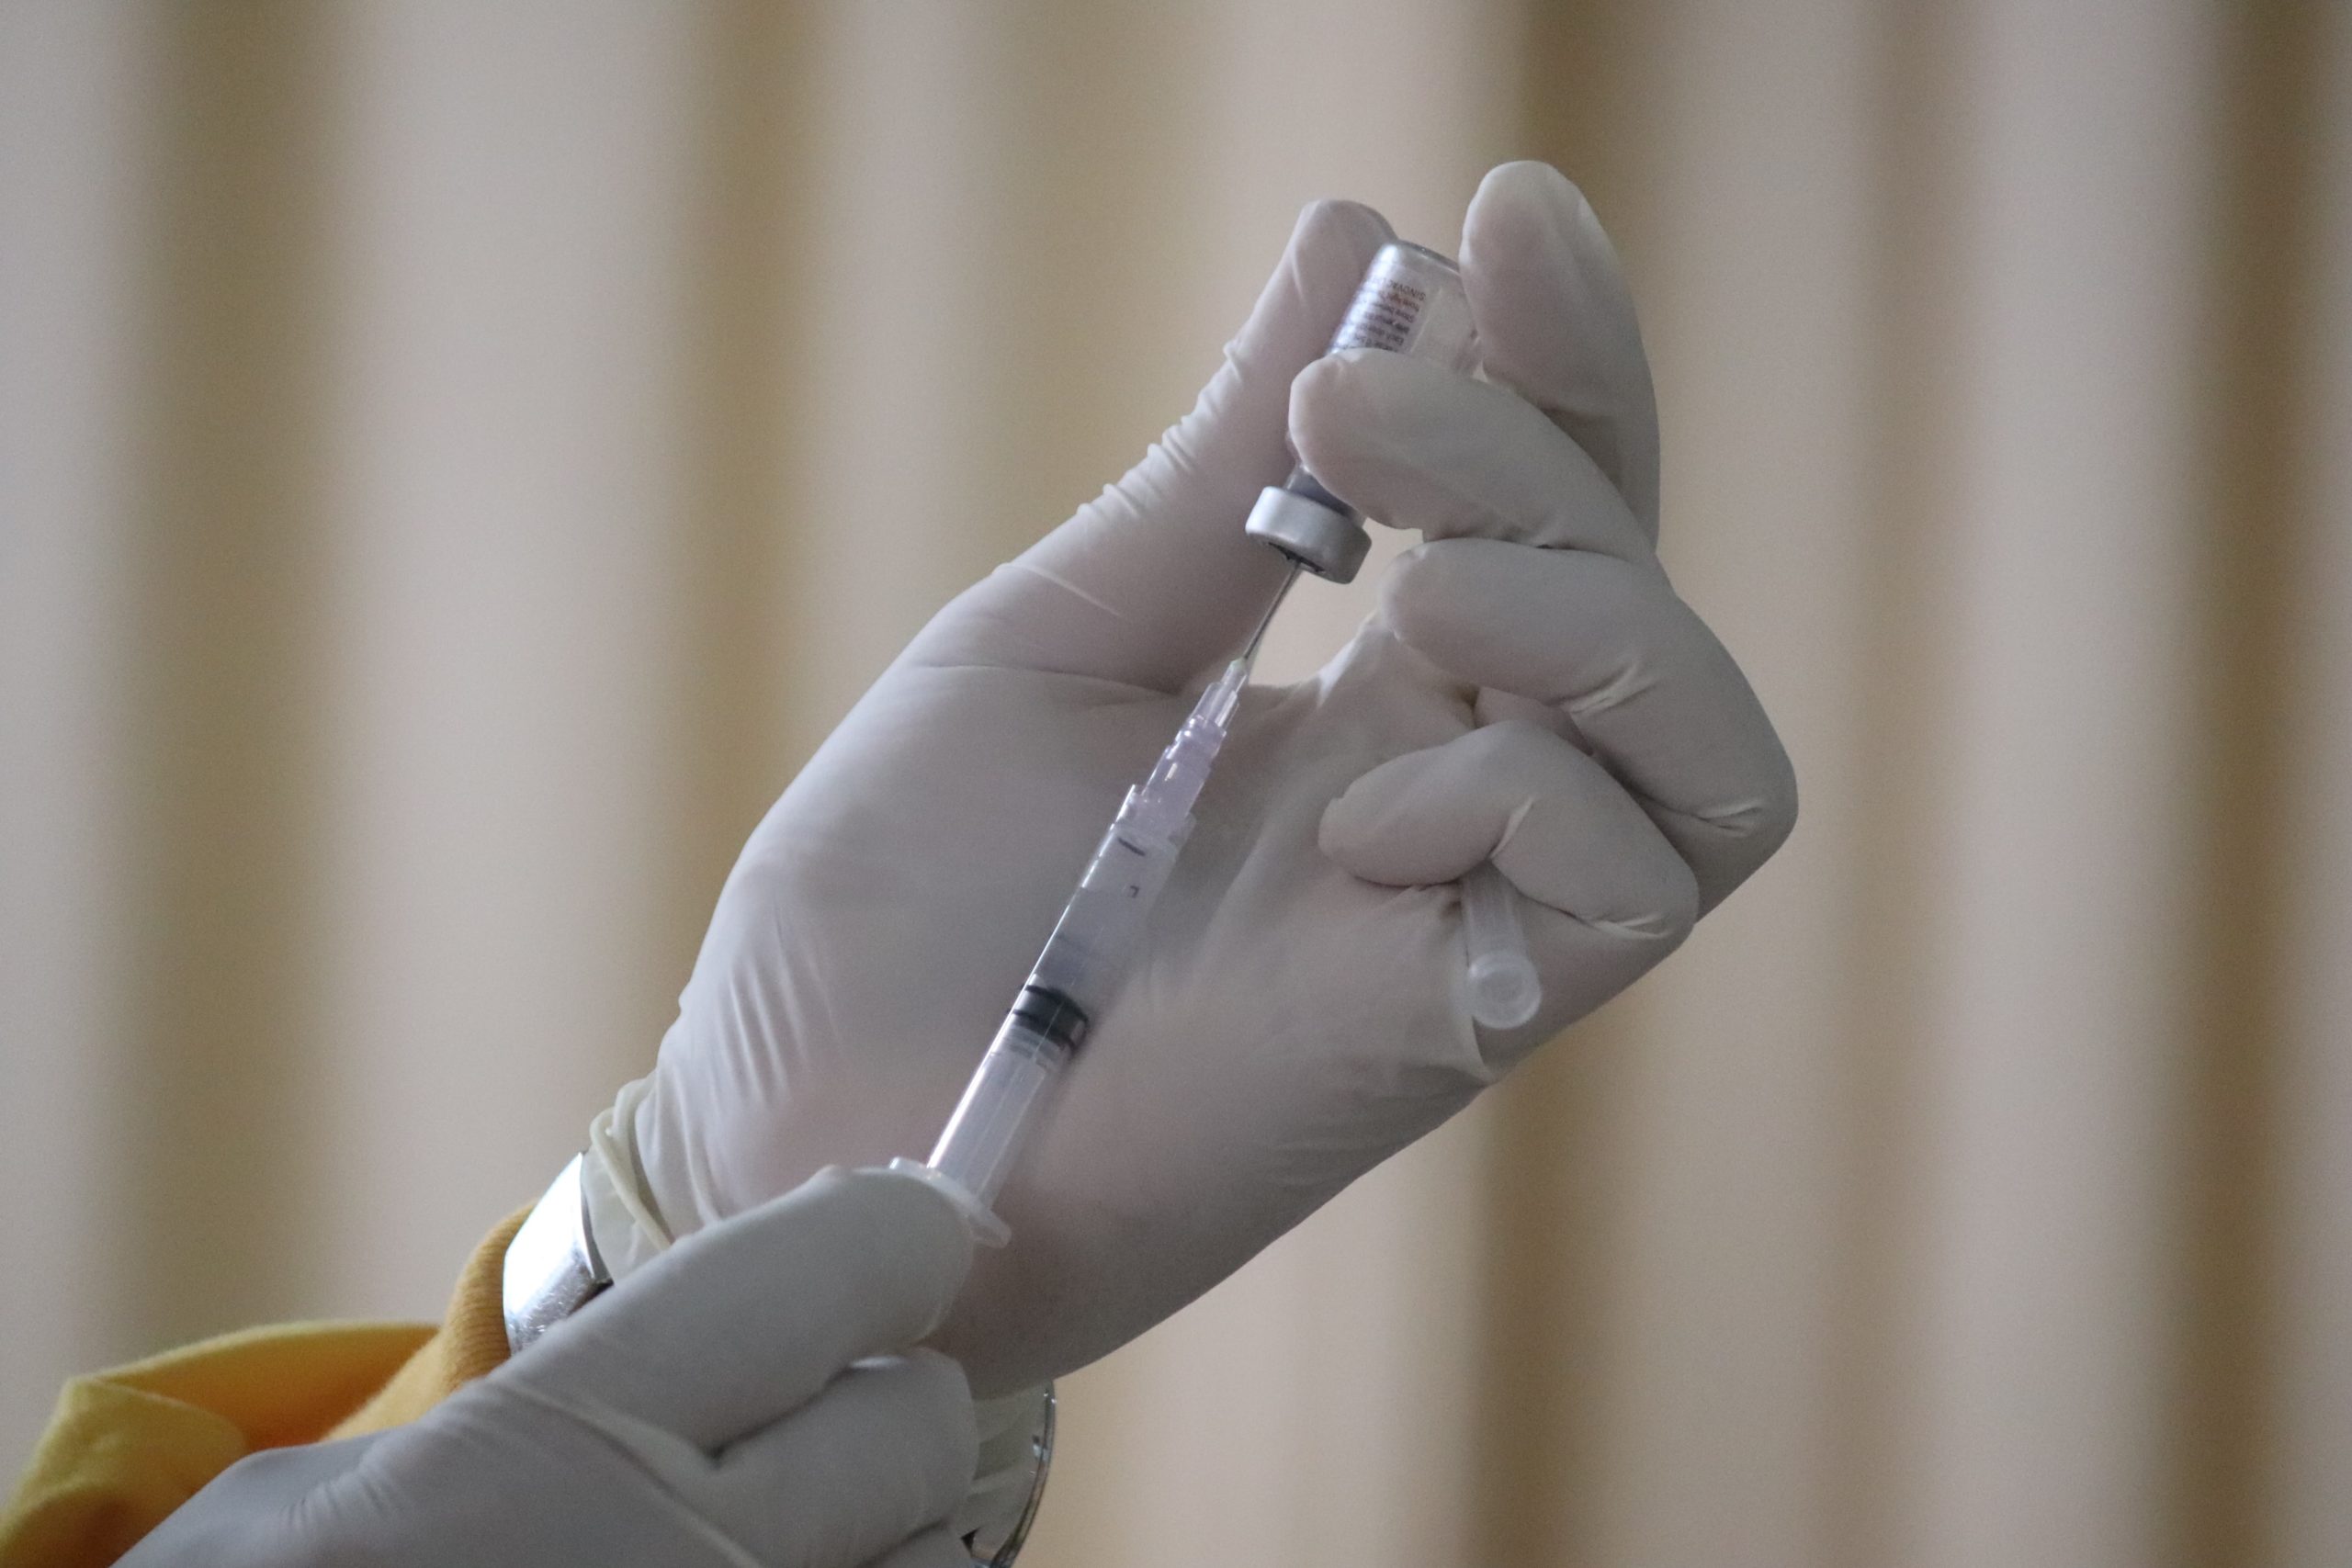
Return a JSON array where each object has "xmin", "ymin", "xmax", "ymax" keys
[{"xmin": 123, "ymin": 1168, "xmax": 979, "ymax": 1568}]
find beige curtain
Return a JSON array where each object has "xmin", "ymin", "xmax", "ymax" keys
[{"xmin": 3, "ymin": 3, "xmax": 2346, "ymax": 1565}]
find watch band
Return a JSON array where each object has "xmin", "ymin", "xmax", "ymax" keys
[
  {"xmin": 502, "ymin": 1152, "xmax": 611, "ymax": 1354},
  {"xmin": 966, "ymin": 1383, "xmax": 1055, "ymax": 1568}
]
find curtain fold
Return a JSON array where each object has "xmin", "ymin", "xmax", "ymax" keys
[{"xmin": 2, "ymin": 3, "xmax": 2343, "ymax": 1564}]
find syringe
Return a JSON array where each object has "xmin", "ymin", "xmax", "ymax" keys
[
  {"xmin": 896, "ymin": 243, "xmax": 1545, "ymax": 1244},
  {"xmin": 892, "ymin": 656, "xmax": 1252, "ymax": 1245}
]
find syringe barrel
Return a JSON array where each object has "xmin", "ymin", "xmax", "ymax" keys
[
  {"xmin": 1245, "ymin": 242, "xmax": 1480, "ymax": 583},
  {"xmin": 926, "ymin": 1013, "xmax": 1069, "ymax": 1218},
  {"xmin": 917, "ymin": 804, "xmax": 1180, "ymax": 1231},
  {"xmin": 901, "ymin": 667, "xmax": 1245, "ymax": 1247}
]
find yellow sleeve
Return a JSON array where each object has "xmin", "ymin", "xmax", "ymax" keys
[{"xmin": 0, "ymin": 1209, "xmax": 526, "ymax": 1568}]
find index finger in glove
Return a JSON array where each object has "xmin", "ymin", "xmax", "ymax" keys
[
  {"xmin": 1461, "ymin": 162, "xmax": 1660, "ymax": 537},
  {"xmin": 1289, "ymin": 349, "xmax": 1656, "ymax": 569},
  {"xmin": 1384, "ymin": 538, "xmax": 1797, "ymax": 909},
  {"xmin": 517, "ymin": 1166, "xmax": 974, "ymax": 1452}
]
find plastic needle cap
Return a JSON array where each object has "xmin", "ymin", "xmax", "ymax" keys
[{"xmin": 1460, "ymin": 862, "xmax": 1541, "ymax": 1030}]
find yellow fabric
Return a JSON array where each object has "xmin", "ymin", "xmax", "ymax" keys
[
  {"xmin": 0, "ymin": 1209, "xmax": 525, "ymax": 1568},
  {"xmin": 327, "ymin": 1208, "xmax": 526, "ymax": 1441}
]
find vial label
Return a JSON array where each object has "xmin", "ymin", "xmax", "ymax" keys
[{"xmin": 1333, "ymin": 276, "xmax": 1430, "ymax": 355}]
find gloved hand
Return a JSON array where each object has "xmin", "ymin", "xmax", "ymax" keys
[
  {"xmin": 124, "ymin": 1169, "xmax": 980, "ymax": 1568},
  {"xmin": 619, "ymin": 162, "xmax": 1796, "ymax": 1395}
]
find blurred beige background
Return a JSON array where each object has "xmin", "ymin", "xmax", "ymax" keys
[{"xmin": 3, "ymin": 2, "xmax": 2347, "ymax": 1565}]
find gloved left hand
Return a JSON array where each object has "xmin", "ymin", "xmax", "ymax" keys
[
  {"xmin": 610, "ymin": 163, "xmax": 1796, "ymax": 1398},
  {"xmin": 122, "ymin": 1168, "xmax": 980, "ymax": 1568}
]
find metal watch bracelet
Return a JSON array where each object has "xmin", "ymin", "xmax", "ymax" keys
[
  {"xmin": 502, "ymin": 1153, "xmax": 610, "ymax": 1354},
  {"xmin": 967, "ymin": 1383, "xmax": 1055, "ymax": 1568}
]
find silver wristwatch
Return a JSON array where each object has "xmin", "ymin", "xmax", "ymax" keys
[
  {"xmin": 502, "ymin": 1153, "xmax": 610, "ymax": 1354},
  {"xmin": 967, "ymin": 1383, "xmax": 1054, "ymax": 1568}
]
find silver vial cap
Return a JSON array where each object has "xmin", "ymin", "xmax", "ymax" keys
[
  {"xmin": 1241, "ymin": 243, "xmax": 1476, "ymax": 586},
  {"xmin": 1245, "ymin": 482, "xmax": 1371, "ymax": 583}
]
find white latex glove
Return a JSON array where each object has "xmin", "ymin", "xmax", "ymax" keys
[
  {"xmin": 625, "ymin": 162, "xmax": 1796, "ymax": 1395},
  {"xmin": 123, "ymin": 1169, "xmax": 978, "ymax": 1568}
]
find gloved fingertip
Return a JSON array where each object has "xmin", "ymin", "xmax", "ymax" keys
[
  {"xmin": 1286, "ymin": 347, "xmax": 1444, "ymax": 497},
  {"xmin": 1284, "ymin": 351, "xmax": 1359, "ymax": 473},
  {"xmin": 1291, "ymin": 198, "xmax": 1396, "ymax": 284},
  {"xmin": 896, "ymin": 1347, "xmax": 980, "ymax": 1461},
  {"xmin": 1160, "ymin": 196, "xmax": 1392, "ymax": 502},
  {"xmin": 1317, "ymin": 761, "xmax": 1480, "ymax": 887},
  {"xmin": 1464, "ymin": 160, "xmax": 1603, "ymax": 276},
  {"xmin": 1290, "ymin": 341, "xmax": 1410, "ymax": 411},
  {"xmin": 1374, "ymin": 535, "xmax": 1474, "ymax": 645},
  {"xmin": 1266, "ymin": 200, "xmax": 1395, "ymax": 348},
  {"xmin": 1462, "ymin": 163, "xmax": 1644, "ymax": 378},
  {"xmin": 1475, "ymin": 159, "xmax": 1590, "ymax": 212},
  {"xmin": 1314, "ymin": 789, "xmax": 1360, "ymax": 862},
  {"xmin": 1315, "ymin": 774, "xmax": 1396, "ymax": 872},
  {"xmin": 1295, "ymin": 195, "xmax": 1395, "ymax": 247}
]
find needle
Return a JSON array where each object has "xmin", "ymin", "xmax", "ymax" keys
[{"xmin": 1238, "ymin": 561, "xmax": 1302, "ymax": 674}]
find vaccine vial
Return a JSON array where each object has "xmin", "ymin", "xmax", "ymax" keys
[{"xmin": 1244, "ymin": 241, "xmax": 1478, "ymax": 582}]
